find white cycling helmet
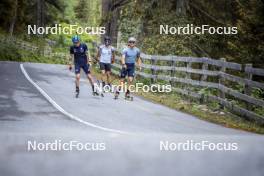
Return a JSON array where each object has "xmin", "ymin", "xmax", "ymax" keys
[{"xmin": 128, "ymin": 37, "xmax": 136, "ymax": 43}]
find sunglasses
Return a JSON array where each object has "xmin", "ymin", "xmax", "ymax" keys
[{"xmin": 129, "ymin": 41, "xmax": 135, "ymax": 44}]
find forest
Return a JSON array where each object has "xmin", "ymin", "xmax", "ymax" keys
[{"xmin": 0, "ymin": 0, "xmax": 263, "ymax": 67}]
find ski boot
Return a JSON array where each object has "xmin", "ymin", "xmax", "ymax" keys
[
  {"xmin": 75, "ymin": 86, "xmax": 80, "ymax": 98},
  {"xmin": 125, "ymin": 90, "xmax": 133, "ymax": 101},
  {"xmin": 114, "ymin": 90, "xmax": 120, "ymax": 100}
]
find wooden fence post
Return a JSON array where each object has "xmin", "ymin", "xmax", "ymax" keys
[
  {"xmin": 185, "ymin": 61, "xmax": 192, "ymax": 102},
  {"xmin": 151, "ymin": 56, "xmax": 157, "ymax": 83},
  {"xmin": 244, "ymin": 64, "xmax": 253, "ymax": 110},
  {"xmin": 219, "ymin": 58, "xmax": 226, "ymax": 109},
  {"xmin": 200, "ymin": 61, "xmax": 208, "ymax": 103},
  {"xmin": 170, "ymin": 56, "xmax": 175, "ymax": 86},
  {"xmin": 201, "ymin": 61, "xmax": 208, "ymax": 81},
  {"xmin": 186, "ymin": 61, "xmax": 192, "ymax": 79}
]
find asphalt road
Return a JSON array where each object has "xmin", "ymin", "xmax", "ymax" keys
[{"xmin": 0, "ymin": 61, "xmax": 263, "ymax": 176}]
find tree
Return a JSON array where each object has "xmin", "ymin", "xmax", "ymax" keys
[{"xmin": 74, "ymin": 0, "xmax": 90, "ymax": 23}]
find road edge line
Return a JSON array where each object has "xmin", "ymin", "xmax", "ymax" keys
[{"xmin": 20, "ymin": 63, "xmax": 131, "ymax": 135}]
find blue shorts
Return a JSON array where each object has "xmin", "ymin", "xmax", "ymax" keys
[
  {"xmin": 75, "ymin": 63, "xmax": 90, "ymax": 74},
  {"xmin": 120, "ymin": 63, "xmax": 135, "ymax": 78}
]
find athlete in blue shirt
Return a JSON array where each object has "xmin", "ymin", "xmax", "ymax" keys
[
  {"xmin": 69, "ymin": 35, "xmax": 100, "ymax": 97},
  {"xmin": 114, "ymin": 37, "xmax": 142, "ymax": 99},
  {"xmin": 96, "ymin": 36, "xmax": 115, "ymax": 88}
]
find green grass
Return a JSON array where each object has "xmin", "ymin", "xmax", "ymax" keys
[{"xmin": 0, "ymin": 42, "xmax": 67, "ymax": 64}]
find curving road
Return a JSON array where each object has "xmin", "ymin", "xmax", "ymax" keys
[{"xmin": 0, "ymin": 61, "xmax": 263, "ymax": 176}]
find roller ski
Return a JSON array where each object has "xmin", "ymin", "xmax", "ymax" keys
[
  {"xmin": 92, "ymin": 85, "xmax": 104, "ymax": 97},
  {"xmin": 124, "ymin": 90, "xmax": 133, "ymax": 101},
  {"xmin": 75, "ymin": 87, "xmax": 80, "ymax": 98}
]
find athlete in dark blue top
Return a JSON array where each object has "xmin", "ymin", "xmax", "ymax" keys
[{"xmin": 69, "ymin": 35, "xmax": 100, "ymax": 97}]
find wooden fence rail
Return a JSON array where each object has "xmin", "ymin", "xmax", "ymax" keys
[{"xmin": 91, "ymin": 42, "xmax": 264, "ymax": 122}]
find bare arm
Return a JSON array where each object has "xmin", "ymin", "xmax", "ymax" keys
[
  {"xmin": 111, "ymin": 51, "xmax": 115, "ymax": 64},
  {"xmin": 86, "ymin": 50, "xmax": 92, "ymax": 65},
  {"xmin": 96, "ymin": 49, "xmax": 100, "ymax": 62},
  {"xmin": 121, "ymin": 54, "xmax": 126, "ymax": 65},
  {"xmin": 69, "ymin": 54, "xmax": 74, "ymax": 64},
  {"xmin": 136, "ymin": 57, "xmax": 142, "ymax": 70}
]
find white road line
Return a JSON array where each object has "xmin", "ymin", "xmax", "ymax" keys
[{"xmin": 20, "ymin": 63, "xmax": 131, "ymax": 135}]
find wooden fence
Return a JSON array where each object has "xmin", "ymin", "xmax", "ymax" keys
[{"xmin": 90, "ymin": 42, "xmax": 264, "ymax": 123}]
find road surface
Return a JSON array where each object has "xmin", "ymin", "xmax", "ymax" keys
[{"xmin": 0, "ymin": 61, "xmax": 263, "ymax": 176}]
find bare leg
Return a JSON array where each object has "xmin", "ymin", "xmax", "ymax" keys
[
  {"xmin": 101, "ymin": 70, "xmax": 106, "ymax": 86},
  {"xmin": 106, "ymin": 71, "xmax": 111, "ymax": 85},
  {"xmin": 76, "ymin": 74, "xmax": 81, "ymax": 89},
  {"xmin": 115, "ymin": 78, "xmax": 125, "ymax": 99},
  {"xmin": 126, "ymin": 76, "xmax": 134, "ymax": 96}
]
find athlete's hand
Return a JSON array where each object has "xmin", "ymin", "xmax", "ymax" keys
[
  {"xmin": 122, "ymin": 64, "xmax": 127, "ymax": 69},
  {"xmin": 136, "ymin": 64, "xmax": 142, "ymax": 71},
  {"xmin": 88, "ymin": 60, "xmax": 92, "ymax": 66}
]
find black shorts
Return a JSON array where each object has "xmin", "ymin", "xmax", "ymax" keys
[
  {"xmin": 75, "ymin": 63, "xmax": 90, "ymax": 74},
  {"xmin": 100, "ymin": 62, "xmax": 111, "ymax": 72},
  {"xmin": 120, "ymin": 63, "xmax": 135, "ymax": 78}
]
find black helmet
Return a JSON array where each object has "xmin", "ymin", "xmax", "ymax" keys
[{"xmin": 104, "ymin": 36, "xmax": 111, "ymax": 45}]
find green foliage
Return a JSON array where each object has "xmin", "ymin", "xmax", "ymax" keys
[
  {"xmin": 0, "ymin": 42, "xmax": 22, "ymax": 61},
  {"xmin": 118, "ymin": 0, "xmax": 264, "ymax": 67}
]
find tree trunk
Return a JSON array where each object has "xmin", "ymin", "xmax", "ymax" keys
[
  {"xmin": 101, "ymin": 0, "xmax": 111, "ymax": 42},
  {"xmin": 109, "ymin": 8, "xmax": 120, "ymax": 46},
  {"xmin": 101, "ymin": 0, "xmax": 121, "ymax": 46},
  {"xmin": 176, "ymin": 0, "xmax": 188, "ymax": 15},
  {"xmin": 37, "ymin": 0, "xmax": 45, "ymax": 27},
  {"xmin": 9, "ymin": 0, "xmax": 18, "ymax": 37}
]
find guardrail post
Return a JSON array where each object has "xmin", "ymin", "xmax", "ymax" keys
[
  {"xmin": 151, "ymin": 56, "xmax": 157, "ymax": 83},
  {"xmin": 219, "ymin": 58, "xmax": 226, "ymax": 109},
  {"xmin": 244, "ymin": 64, "xmax": 253, "ymax": 110}
]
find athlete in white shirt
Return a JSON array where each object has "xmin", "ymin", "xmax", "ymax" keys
[{"xmin": 96, "ymin": 36, "xmax": 115, "ymax": 88}]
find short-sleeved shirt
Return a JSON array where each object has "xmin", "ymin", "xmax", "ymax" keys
[
  {"xmin": 98, "ymin": 45, "xmax": 115, "ymax": 64},
  {"xmin": 122, "ymin": 47, "xmax": 140, "ymax": 64},
  {"xmin": 70, "ymin": 43, "xmax": 88, "ymax": 65}
]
